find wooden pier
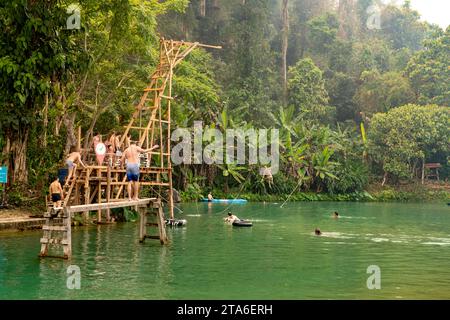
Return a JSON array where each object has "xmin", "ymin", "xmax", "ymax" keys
[{"xmin": 39, "ymin": 198, "xmax": 167, "ymax": 259}]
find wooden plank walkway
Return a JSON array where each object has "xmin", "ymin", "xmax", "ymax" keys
[{"xmin": 39, "ymin": 198, "xmax": 167, "ymax": 259}]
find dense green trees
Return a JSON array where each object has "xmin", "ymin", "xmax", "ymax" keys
[
  {"xmin": 0, "ymin": 0, "xmax": 449, "ymax": 203},
  {"xmin": 0, "ymin": 0, "xmax": 189, "ymax": 188},
  {"xmin": 0, "ymin": 0, "xmax": 86, "ymax": 184},
  {"xmin": 369, "ymin": 104, "xmax": 450, "ymax": 183},
  {"xmin": 354, "ymin": 70, "xmax": 415, "ymax": 115},
  {"xmin": 159, "ymin": 0, "xmax": 448, "ymax": 196},
  {"xmin": 288, "ymin": 58, "xmax": 333, "ymax": 123},
  {"xmin": 406, "ymin": 27, "xmax": 450, "ymax": 106}
]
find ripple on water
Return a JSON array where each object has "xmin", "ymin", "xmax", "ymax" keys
[
  {"xmin": 339, "ymin": 216, "xmax": 376, "ymax": 220},
  {"xmin": 427, "ymin": 237, "xmax": 450, "ymax": 243},
  {"xmin": 370, "ymin": 238, "xmax": 390, "ymax": 243},
  {"xmin": 422, "ymin": 242, "xmax": 450, "ymax": 246},
  {"xmin": 316, "ymin": 232, "xmax": 355, "ymax": 239}
]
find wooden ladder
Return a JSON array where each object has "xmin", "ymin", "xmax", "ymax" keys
[
  {"xmin": 138, "ymin": 199, "xmax": 168, "ymax": 245},
  {"xmin": 39, "ymin": 207, "xmax": 72, "ymax": 259}
]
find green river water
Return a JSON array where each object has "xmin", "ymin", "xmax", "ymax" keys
[{"xmin": 0, "ymin": 202, "xmax": 449, "ymax": 299}]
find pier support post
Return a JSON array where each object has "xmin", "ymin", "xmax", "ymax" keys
[
  {"xmin": 138, "ymin": 199, "xmax": 168, "ymax": 245},
  {"xmin": 39, "ymin": 207, "xmax": 71, "ymax": 259},
  {"xmin": 63, "ymin": 207, "xmax": 72, "ymax": 259}
]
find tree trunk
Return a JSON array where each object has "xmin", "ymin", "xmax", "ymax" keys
[
  {"xmin": 200, "ymin": 0, "xmax": 206, "ymax": 17},
  {"xmin": 381, "ymin": 171, "xmax": 387, "ymax": 186},
  {"xmin": 224, "ymin": 176, "xmax": 229, "ymax": 193},
  {"xmin": 281, "ymin": 0, "xmax": 289, "ymax": 106},
  {"xmin": 338, "ymin": 0, "xmax": 357, "ymax": 39},
  {"xmin": 2, "ymin": 129, "xmax": 29, "ymax": 185},
  {"xmin": 43, "ymin": 92, "xmax": 49, "ymax": 147},
  {"xmin": 421, "ymin": 158, "xmax": 425, "ymax": 185},
  {"xmin": 64, "ymin": 113, "xmax": 77, "ymax": 155},
  {"xmin": 181, "ymin": 166, "xmax": 187, "ymax": 190},
  {"xmin": 83, "ymin": 111, "xmax": 100, "ymax": 153}
]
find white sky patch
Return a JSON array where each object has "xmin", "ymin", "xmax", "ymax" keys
[
  {"xmin": 382, "ymin": 0, "xmax": 449, "ymax": 28},
  {"xmin": 410, "ymin": 0, "xmax": 449, "ymax": 28}
]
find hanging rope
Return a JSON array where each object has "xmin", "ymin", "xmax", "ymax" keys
[
  {"xmin": 280, "ymin": 179, "xmax": 302, "ymax": 208},
  {"xmin": 148, "ymin": 185, "xmax": 184, "ymax": 214},
  {"xmin": 214, "ymin": 182, "xmax": 247, "ymax": 215}
]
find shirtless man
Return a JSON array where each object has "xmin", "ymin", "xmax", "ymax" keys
[
  {"xmin": 65, "ymin": 147, "xmax": 87, "ymax": 187},
  {"xmin": 224, "ymin": 212, "xmax": 240, "ymax": 223},
  {"xmin": 49, "ymin": 176, "xmax": 64, "ymax": 209},
  {"xmin": 121, "ymin": 142, "xmax": 159, "ymax": 201}
]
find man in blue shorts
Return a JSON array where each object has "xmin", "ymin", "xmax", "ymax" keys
[{"xmin": 121, "ymin": 141, "xmax": 159, "ymax": 201}]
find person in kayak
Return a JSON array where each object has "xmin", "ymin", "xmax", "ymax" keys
[
  {"xmin": 207, "ymin": 192, "xmax": 213, "ymax": 202},
  {"xmin": 224, "ymin": 211, "xmax": 240, "ymax": 223}
]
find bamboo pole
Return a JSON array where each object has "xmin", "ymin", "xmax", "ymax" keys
[
  {"xmin": 167, "ymin": 60, "xmax": 174, "ymax": 220},
  {"xmin": 97, "ymin": 168, "xmax": 102, "ymax": 223},
  {"xmin": 83, "ymin": 168, "xmax": 91, "ymax": 222},
  {"xmin": 106, "ymin": 166, "xmax": 111, "ymax": 222},
  {"xmin": 77, "ymin": 126, "xmax": 81, "ymax": 151}
]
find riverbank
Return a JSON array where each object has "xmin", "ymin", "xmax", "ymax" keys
[
  {"xmin": 180, "ymin": 182, "xmax": 450, "ymax": 203},
  {"xmin": 0, "ymin": 209, "xmax": 47, "ymax": 232},
  {"xmin": 1, "ymin": 182, "xmax": 448, "ymax": 231}
]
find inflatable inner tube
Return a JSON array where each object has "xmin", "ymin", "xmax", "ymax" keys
[
  {"xmin": 232, "ymin": 220, "xmax": 253, "ymax": 227},
  {"xmin": 166, "ymin": 219, "xmax": 187, "ymax": 227}
]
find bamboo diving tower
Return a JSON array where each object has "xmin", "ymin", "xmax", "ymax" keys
[
  {"xmin": 60, "ymin": 39, "xmax": 221, "ymax": 220},
  {"xmin": 117, "ymin": 39, "xmax": 221, "ymax": 219},
  {"xmin": 40, "ymin": 39, "xmax": 221, "ymax": 258}
]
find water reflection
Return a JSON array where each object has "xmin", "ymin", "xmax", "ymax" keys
[{"xmin": 1, "ymin": 202, "xmax": 450, "ymax": 299}]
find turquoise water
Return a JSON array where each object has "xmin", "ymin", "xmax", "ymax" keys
[{"xmin": 0, "ymin": 202, "xmax": 449, "ymax": 299}]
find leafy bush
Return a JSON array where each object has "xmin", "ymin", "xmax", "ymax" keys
[
  {"xmin": 180, "ymin": 182, "xmax": 204, "ymax": 202},
  {"xmin": 326, "ymin": 161, "xmax": 369, "ymax": 194}
]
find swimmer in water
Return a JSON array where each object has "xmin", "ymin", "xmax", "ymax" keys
[{"xmin": 315, "ymin": 228, "xmax": 322, "ymax": 236}]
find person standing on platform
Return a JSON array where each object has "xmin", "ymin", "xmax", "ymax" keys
[
  {"xmin": 121, "ymin": 142, "xmax": 159, "ymax": 201},
  {"xmin": 49, "ymin": 176, "xmax": 64, "ymax": 209}
]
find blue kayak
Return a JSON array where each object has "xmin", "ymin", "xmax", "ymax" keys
[{"xmin": 201, "ymin": 198, "xmax": 248, "ymax": 204}]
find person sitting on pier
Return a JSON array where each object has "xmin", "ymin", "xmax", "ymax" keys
[
  {"xmin": 64, "ymin": 146, "xmax": 87, "ymax": 187},
  {"xmin": 121, "ymin": 141, "xmax": 159, "ymax": 201},
  {"xmin": 49, "ymin": 176, "xmax": 64, "ymax": 209},
  {"xmin": 224, "ymin": 212, "xmax": 240, "ymax": 223}
]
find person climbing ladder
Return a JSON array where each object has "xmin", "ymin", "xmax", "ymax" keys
[{"xmin": 64, "ymin": 146, "xmax": 87, "ymax": 187}]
